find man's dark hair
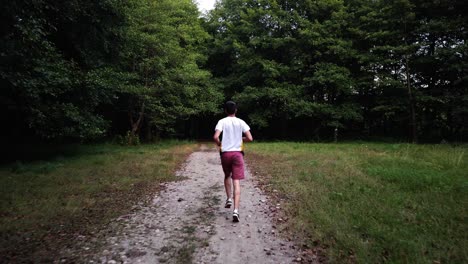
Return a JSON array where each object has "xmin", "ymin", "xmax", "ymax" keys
[{"xmin": 224, "ymin": 101, "xmax": 237, "ymax": 115}]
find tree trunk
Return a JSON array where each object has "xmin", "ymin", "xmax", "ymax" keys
[
  {"xmin": 128, "ymin": 103, "xmax": 145, "ymax": 145},
  {"xmin": 404, "ymin": 16, "xmax": 417, "ymax": 144},
  {"xmin": 405, "ymin": 55, "xmax": 417, "ymax": 143},
  {"xmin": 145, "ymin": 118, "xmax": 152, "ymax": 142}
]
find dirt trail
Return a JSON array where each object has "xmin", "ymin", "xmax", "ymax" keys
[{"xmin": 92, "ymin": 144, "xmax": 300, "ymax": 263}]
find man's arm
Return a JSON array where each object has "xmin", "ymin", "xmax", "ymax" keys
[
  {"xmin": 213, "ymin": 130, "xmax": 222, "ymax": 146},
  {"xmin": 243, "ymin": 130, "xmax": 253, "ymax": 142}
]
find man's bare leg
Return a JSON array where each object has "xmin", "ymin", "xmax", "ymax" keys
[
  {"xmin": 224, "ymin": 176, "xmax": 232, "ymax": 199},
  {"xmin": 233, "ymin": 179, "xmax": 241, "ymax": 210}
]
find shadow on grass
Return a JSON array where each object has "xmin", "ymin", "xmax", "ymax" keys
[{"xmin": 2, "ymin": 143, "xmax": 81, "ymax": 163}]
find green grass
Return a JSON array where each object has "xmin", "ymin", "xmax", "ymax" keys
[
  {"xmin": 0, "ymin": 141, "xmax": 196, "ymax": 262},
  {"xmin": 248, "ymin": 142, "xmax": 467, "ymax": 263}
]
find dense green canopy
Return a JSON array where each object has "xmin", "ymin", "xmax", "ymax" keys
[
  {"xmin": 204, "ymin": 0, "xmax": 467, "ymax": 141},
  {"xmin": 1, "ymin": 0, "xmax": 466, "ymax": 143},
  {"xmin": 1, "ymin": 0, "xmax": 221, "ymax": 143}
]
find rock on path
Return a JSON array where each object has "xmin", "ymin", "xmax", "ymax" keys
[{"xmin": 93, "ymin": 145, "xmax": 298, "ymax": 263}]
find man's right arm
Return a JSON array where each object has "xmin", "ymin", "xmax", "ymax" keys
[{"xmin": 213, "ymin": 129, "xmax": 222, "ymax": 146}]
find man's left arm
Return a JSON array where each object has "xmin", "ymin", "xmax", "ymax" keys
[
  {"xmin": 242, "ymin": 121, "xmax": 253, "ymax": 142},
  {"xmin": 243, "ymin": 130, "xmax": 253, "ymax": 142}
]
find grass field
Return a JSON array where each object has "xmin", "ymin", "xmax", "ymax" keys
[
  {"xmin": 248, "ymin": 142, "xmax": 467, "ymax": 263},
  {"xmin": 0, "ymin": 141, "xmax": 196, "ymax": 262}
]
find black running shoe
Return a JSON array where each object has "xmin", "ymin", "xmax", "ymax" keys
[
  {"xmin": 233, "ymin": 211, "xmax": 240, "ymax": 222},
  {"xmin": 225, "ymin": 199, "xmax": 233, "ymax": 208}
]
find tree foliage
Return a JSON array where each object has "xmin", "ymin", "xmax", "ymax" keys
[
  {"xmin": 1, "ymin": 0, "xmax": 123, "ymax": 139},
  {"xmin": 116, "ymin": 0, "xmax": 221, "ymax": 140},
  {"xmin": 204, "ymin": 0, "xmax": 467, "ymax": 141},
  {"xmin": 1, "ymin": 0, "xmax": 466, "ymax": 142},
  {"xmin": 1, "ymin": 0, "xmax": 221, "ymax": 143}
]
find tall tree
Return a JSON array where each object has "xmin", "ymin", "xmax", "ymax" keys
[
  {"xmin": 345, "ymin": 0, "xmax": 467, "ymax": 142},
  {"xmin": 0, "ymin": 0, "xmax": 126, "ymax": 141},
  {"xmin": 0, "ymin": 0, "xmax": 221, "ymax": 142},
  {"xmin": 117, "ymin": 0, "xmax": 221, "ymax": 140},
  {"xmin": 410, "ymin": 0, "xmax": 468, "ymax": 141},
  {"xmin": 205, "ymin": 0, "xmax": 361, "ymax": 139}
]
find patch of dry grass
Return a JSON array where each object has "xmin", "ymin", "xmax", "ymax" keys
[{"xmin": 0, "ymin": 141, "xmax": 197, "ymax": 262}]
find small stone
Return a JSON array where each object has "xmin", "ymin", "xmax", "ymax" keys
[
  {"xmin": 126, "ymin": 249, "xmax": 147, "ymax": 258},
  {"xmin": 177, "ymin": 198, "xmax": 184, "ymax": 202},
  {"xmin": 220, "ymin": 237, "xmax": 225, "ymax": 240},
  {"xmin": 108, "ymin": 260, "xmax": 117, "ymax": 264},
  {"xmin": 264, "ymin": 248, "xmax": 271, "ymax": 251},
  {"xmin": 295, "ymin": 257, "xmax": 302, "ymax": 262}
]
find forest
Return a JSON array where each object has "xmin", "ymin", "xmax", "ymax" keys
[
  {"xmin": 1, "ymin": 0, "xmax": 467, "ymax": 144},
  {"xmin": 1, "ymin": 1, "xmax": 467, "ymax": 262}
]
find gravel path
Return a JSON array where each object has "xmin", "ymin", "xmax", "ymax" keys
[{"xmin": 92, "ymin": 144, "xmax": 299, "ymax": 263}]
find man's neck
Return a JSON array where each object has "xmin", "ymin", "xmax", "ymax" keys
[{"xmin": 227, "ymin": 114, "xmax": 236, "ymax": 117}]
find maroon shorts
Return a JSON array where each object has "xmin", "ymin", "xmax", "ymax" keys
[{"xmin": 221, "ymin": 151, "xmax": 245, "ymax": 180}]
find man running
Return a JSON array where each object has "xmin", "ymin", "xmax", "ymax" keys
[{"xmin": 213, "ymin": 101, "xmax": 253, "ymax": 222}]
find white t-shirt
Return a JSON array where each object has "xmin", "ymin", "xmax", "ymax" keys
[{"xmin": 215, "ymin": 116, "xmax": 250, "ymax": 152}]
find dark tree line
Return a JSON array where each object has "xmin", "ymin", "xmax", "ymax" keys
[
  {"xmin": 1, "ymin": 0, "xmax": 467, "ymax": 144},
  {"xmin": 205, "ymin": 0, "xmax": 467, "ymax": 142},
  {"xmin": 1, "ymin": 0, "xmax": 221, "ymax": 145}
]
